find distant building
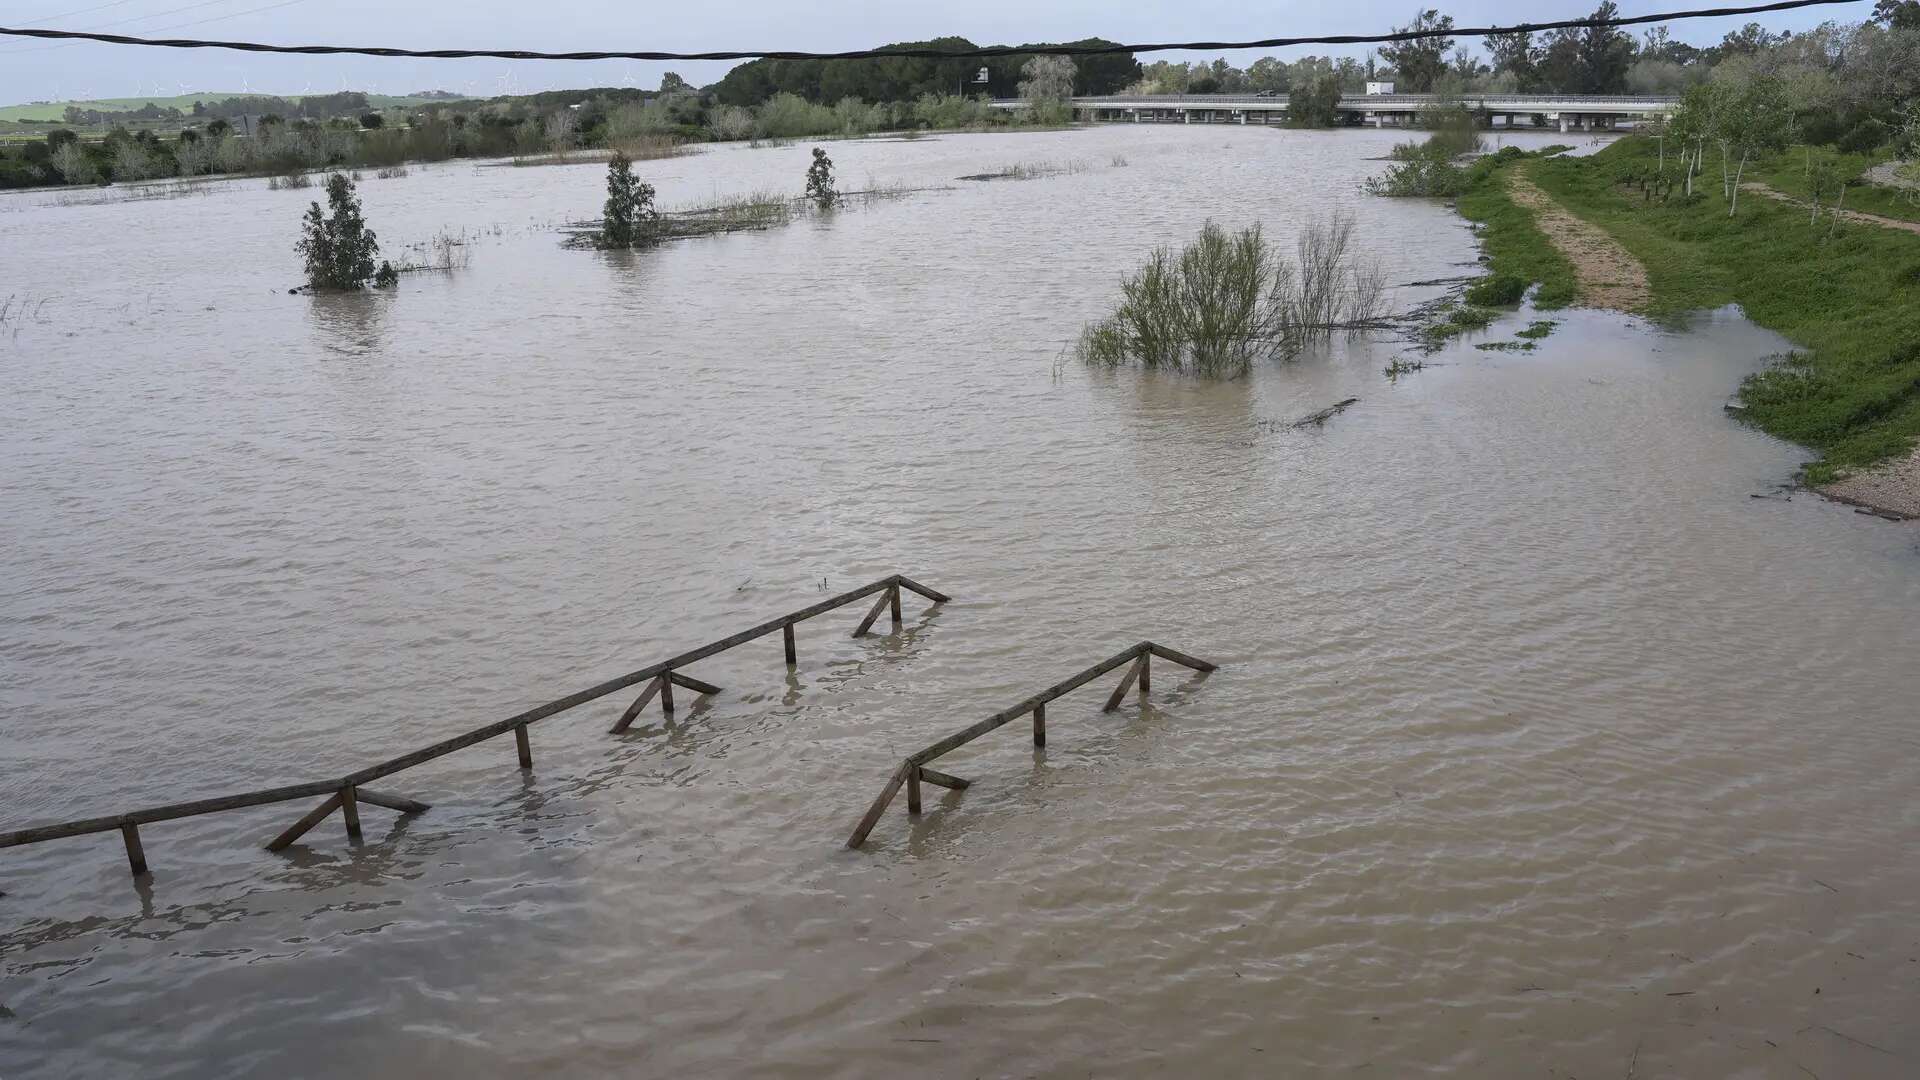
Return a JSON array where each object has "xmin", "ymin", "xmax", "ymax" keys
[{"xmin": 1366, "ymin": 82, "xmax": 1396, "ymax": 96}]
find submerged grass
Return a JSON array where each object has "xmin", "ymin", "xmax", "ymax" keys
[
  {"xmin": 1514, "ymin": 137, "xmax": 1920, "ymax": 481},
  {"xmin": 1463, "ymin": 272, "xmax": 1527, "ymax": 306},
  {"xmin": 958, "ymin": 159, "xmax": 1088, "ymax": 182},
  {"xmin": 514, "ymin": 137, "xmax": 693, "ymax": 168},
  {"xmin": 1414, "ymin": 303, "xmax": 1501, "ymax": 349}
]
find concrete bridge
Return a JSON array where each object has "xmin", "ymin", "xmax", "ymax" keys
[{"xmin": 991, "ymin": 93, "xmax": 1679, "ymax": 132}]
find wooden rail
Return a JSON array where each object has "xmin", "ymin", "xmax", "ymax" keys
[
  {"xmin": 1, "ymin": 574, "xmax": 950, "ymax": 877},
  {"xmin": 845, "ymin": 641, "xmax": 1216, "ymax": 848}
]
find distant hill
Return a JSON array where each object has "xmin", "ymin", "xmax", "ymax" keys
[{"xmin": 0, "ymin": 91, "xmax": 462, "ymax": 123}]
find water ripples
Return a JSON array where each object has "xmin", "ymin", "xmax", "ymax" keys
[{"xmin": 2, "ymin": 126, "xmax": 1918, "ymax": 1078}]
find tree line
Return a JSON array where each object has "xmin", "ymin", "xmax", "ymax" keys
[
  {"xmin": 1127, "ymin": 2, "xmax": 1917, "ymax": 103},
  {"xmin": 710, "ymin": 37, "xmax": 1143, "ymax": 105}
]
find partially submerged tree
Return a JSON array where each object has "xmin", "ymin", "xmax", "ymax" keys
[
  {"xmin": 601, "ymin": 150, "xmax": 659, "ymax": 247},
  {"xmin": 805, "ymin": 147, "xmax": 837, "ymax": 209},
  {"xmin": 297, "ymin": 172, "xmax": 396, "ymax": 290}
]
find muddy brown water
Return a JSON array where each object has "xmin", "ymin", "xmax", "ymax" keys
[{"xmin": 3, "ymin": 127, "xmax": 1918, "ymax": 1079}]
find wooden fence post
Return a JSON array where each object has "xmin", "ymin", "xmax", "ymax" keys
[
  {"xmin": 846, "ymin": 765, "xmax": 909, "ymax": 848},
  {"xmin": 120, "ymin": 822, "xmax": 147, "ymax": 876},
  {"xmin": 853, "ymin": 589, "xmax": 891, "ymax": 638},
  {"xmin": 340, "ymin": 785, "xmax": 362, "ymax": 839},
  {"xmin": 783, "ymin": 623, "xmax": 797, "ymax": 666},
  {"xmin": 610, "ymin": 675, "xmax": 666, "ymax": 734},
  {"xmin": 514, "ymin": 725, "xmax": 532, "ymax": 769},
  {"xmin": 1034, "ymin": 703, "xmax": 1046, "ymax": 747},
  {"xmin": 266, "ymin": 792, "xmax": 344, "ymax": 852},
  {"xmin": 889, "ymin": 584, "xmax": 902, "ymax": 628},
  {"xmin": 1102, "ymin": 655, "xmax": 1147, "ymax": 712},
  {"xmin": 907, "ymin": 767, "xmax": 922, "ymax": 814}
]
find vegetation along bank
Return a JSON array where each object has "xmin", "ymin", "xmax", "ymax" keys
[{"xmin": 1455, "ymin": 136, "xmax": 1920, "ymax": 515}]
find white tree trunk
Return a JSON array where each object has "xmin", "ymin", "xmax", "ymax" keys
[{"xmin": 1729, "ymin": 150, "xmax": 1748, "ymax": 217}]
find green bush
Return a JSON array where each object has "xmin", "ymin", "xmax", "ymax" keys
[
  {"xmin": 1836, "ymin": 118, "xmax": 1888, "ymax": 155},
  {"xmin": 1366, "ymin": 153, "xmax": 1470, "ymax": 197},
  {"xmin": 1076, "ymin": 217, "xmax": 1387, "ymax": 378},
  {"xmin": 756, "ymin": 93, "xmax": 838, "ymax": 139}
]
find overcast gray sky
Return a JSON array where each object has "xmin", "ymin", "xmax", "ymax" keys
[{"xmin": 0, "ymin": 0, "xmax": 1870, "ymax": 105}]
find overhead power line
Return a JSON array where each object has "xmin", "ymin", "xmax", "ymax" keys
[{"xmin": 0, "ymin": 0, "xmax": 1866, "ymax": 62}]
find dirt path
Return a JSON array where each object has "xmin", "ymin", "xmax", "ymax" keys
[
  {"xmin": 1505, "ymin": 171, "xmax": 1651, "ymax": 312},
  {"xmin": 1741, "ymin": 181, "xmax": 1920, "ymax": 237}
]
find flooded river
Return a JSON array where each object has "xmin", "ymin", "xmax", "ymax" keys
[{"xmin": 3, "ymin": 125, "xmax": 1918, "ymax": 1078}]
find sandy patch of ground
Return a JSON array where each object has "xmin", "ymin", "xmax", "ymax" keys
[
  {"xmin": 1863, "ymin": 160, "xmax": 1920, "ymax": 193},
  {"xmin": 1505, "ymin": 171, "xmax": 1651, "ymax": 312},
  {"xmin": 1814, "ymin": 449, "xmax": 1920, "ymax": 520}
]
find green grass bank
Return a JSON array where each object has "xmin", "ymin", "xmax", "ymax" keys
[{"xmin": 1455, "ymin": 138, "xmax": 1920, "ymax": 484}]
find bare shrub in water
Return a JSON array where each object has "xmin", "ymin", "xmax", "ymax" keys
[
  {"xmin": 1284, "ymin": 213, "xmax": 1388, "ymax": 331},
  {"xmin": 1076, "ymin": 215, "xmax": 1387, "ymax": 378}
]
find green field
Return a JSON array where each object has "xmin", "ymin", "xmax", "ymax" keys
[{"xmin": 0, "ymin": 92, "xmax": 458, "ymax": 122}]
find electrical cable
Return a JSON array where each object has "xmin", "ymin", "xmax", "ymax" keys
[{"xmin": 0, "ymin": 0, "xmax": 1867, "ymax": 63}]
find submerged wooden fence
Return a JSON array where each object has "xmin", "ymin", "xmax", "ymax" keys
[
  {"xmin": 845, "ymin": 641, "xmax": 1217, "ymax": 848},
  {"xmin": 0, "ymin": 574, "xmax": 950, "ymax": 877}
]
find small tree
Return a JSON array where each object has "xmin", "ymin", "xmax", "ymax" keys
[
  {"xmin": 805, "ymin": 147, "xmax": 836, "ymax": 209},
  {"xmin": 601, "ymin": 151, "xmax": 658, "ymax": 248},
  {"xmin": 1666, "ymin": 87, "xmax": 1710, "ymax": 196},
  {"xmin": 1716, "ymin": 72, "xmax": 1792, "ymax": 217},
  {"xmin": 297, "ymin": 173, "xmax": 394, "ymax": 290},
  {"xmin": 360, "ymin": 112, "xmax": 384, "ymax": 129},
  {"xmin": 1807, "ymin": 151, "xmax": 1847, "ymax": 224}
]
